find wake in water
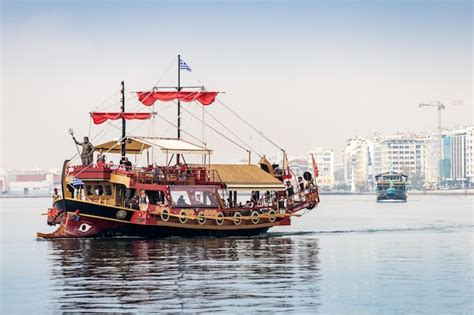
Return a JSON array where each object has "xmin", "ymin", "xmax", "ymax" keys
[{"xmin": 267, "ymin": 224, "xmax": 474, "ymax": 237}]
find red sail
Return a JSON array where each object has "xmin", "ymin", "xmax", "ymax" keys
[
  {"xmin": 136, "ymin": 91, "xmax": 218, "ymax": 106},
  {"xmin": 90, "ymin": 112, "xmax": 152, "ymax": 125}
]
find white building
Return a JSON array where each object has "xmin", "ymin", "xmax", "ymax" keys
[
  {"xmin": 309, "ymin": 147, "xmax": 335, "ymax": 189},
  {"xmin": 450, "ymin": 130, "xmax": 466, "ymax": 182},
  {"xmin": 373, "ymin": 135, "xmax": 425, "ymax": 188},
  {"xmin": 423, "ymin": 135, "xmax": 441, "ymax": 187},
  {"xmin": 466, "ymin": 127, "xmax": 474, "ymax": 186},
  {"xmin": 8, "ymin": 180, "xmax": 51, "ymax": 196},
  {"xmin": 343, "ymin": 138, "xmax": 372, "ymax": 191}
]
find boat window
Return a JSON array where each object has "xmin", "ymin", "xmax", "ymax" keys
[
  {"xmin": 169, "ymin": 186, "xmax": 219, "ymax": 208},
  {"xmin": 94, "ymin": 185, "xmax": 103, "ymax": 196},
  {"xmin": 85, "ymin": 185, "xmax": 93, "ymax": 196},
  {"xmin": 104, "ymin": 185, "xmax": 112, "ymax": 195}
]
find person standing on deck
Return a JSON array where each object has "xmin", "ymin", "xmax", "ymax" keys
[
  {"xmin": 72, "ymin": 136, "xmax": 94, "ymax": 166},
  {"xmin": 96, "ymin": 148, "xmax": 107, "ymax": 167},
  {"xmin": 138, "ymin": 190, "xmax": 149, "ymax": 211}
]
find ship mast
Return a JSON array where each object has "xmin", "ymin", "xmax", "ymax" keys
[
  {"xmin": 177, "ymin": 54, "xmax": 182, "ymax": 139},
  {"xmin": 121, "ymin": 81, "xmax": 126, "ymax": 160},
  {"xmin": 177, "ymin": 55, "xmax": 181, "ymax": 164}
]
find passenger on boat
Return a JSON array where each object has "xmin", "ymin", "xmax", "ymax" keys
[
  {"xmin": 251, "ymin": 191, "xmax": 258, "ymax": 205},
  {"xmin": 194, "ymin": 194, "xmax": 203, "ymax": 206},
  {"xmin": 177, "ymin": 195, "xmax": 188, "ymax": 207},
  {"xmin": 72, "ymin": 136, "xmax": 94, "ymax": 166},
  {"xmin": 264, "ymin": 191, "xmax": 271, "ymax": 205},
  {"xmin": 278, "ymin": 196, "xmax": 285, "ymax": 210},
  {"xmin": 108, "ymin": 160, "xmax": 118, "ymax": 170},
  {"xmin": 138, "ymin": 190, "xmax": 149, "ymax": 211},
  {"xmin": 298, "ymin": 176, "xmax": 305, "ymax": 192},
  {"xmin": 286, "ymin": 181, "xmax": 295, "ymax": 196},
  {"xmin": 52, "ymin": 188, "xmax": 61, "ymax": 201},
  {"xmin": 178, "ymin": 163, "xmax": 187, "ymax": 180},
  {"xmin": 96, "ymin": 149, "xmax": 107, "ymax": 167},
  {"xmin": 119, "ymin": 157, "xmax": 133, "ymax": 171}
]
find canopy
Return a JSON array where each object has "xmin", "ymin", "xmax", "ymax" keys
[
  {"xmin": 137, "ymin": 137, "xmax": 212, "ymax": 155},
  {"xmin": 136, "ymin": 91, "xmax": 218, "ymax": 106},
  {"xmin": 90, "ymin": 112, "xmax": 152, "ymax": 125},
  {"xmin": 208, "ymin": 164, "xmax": 285, "ymax": 191},
  {"xmin": 95, "ymin": 137, "xmax": 211, "ymax": 156},
  {"xmin": 95, "ymin": 138, "xmax": 151, "ymax": 154}
]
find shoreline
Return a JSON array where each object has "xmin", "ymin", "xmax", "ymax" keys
[
  {"xmin": 321, "ymin": 190, "xmax": 474, "ymax": 196},
  {"xmin": 1, "ymin": 190, "xmax": 473, "ymax": 199}
]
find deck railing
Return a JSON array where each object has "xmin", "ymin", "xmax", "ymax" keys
[{"xmin": 68, "ymin": 164, "xmax": 224, "ymax": 186}]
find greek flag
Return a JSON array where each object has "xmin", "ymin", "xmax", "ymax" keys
[
  {"xmin": 72, "ymin": 177, "xmax": 84, "ymax": 187},
  {"xmin": 179, "ymin": 59, "xmax": 192, "ymax": 72}
]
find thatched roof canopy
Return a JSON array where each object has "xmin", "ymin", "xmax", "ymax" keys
[{"xmin": 209, "ymin": 164, "xmax": 285, "ymax": 191}]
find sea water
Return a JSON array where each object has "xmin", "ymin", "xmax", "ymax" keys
[{"xmin": 0, "ymin": 195, "xmax": 472, "ymax": 314}]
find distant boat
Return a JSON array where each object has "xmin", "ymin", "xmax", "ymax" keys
[
  {"xmin": 375, "ymin": 171, "xmax": 407, "ymax": 202},
  {"xmin": 37, "ymin": 55, "xmax": 320, "ymax": 238}
]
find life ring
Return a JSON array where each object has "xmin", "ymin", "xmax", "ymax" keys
[
  {"xmin": 251, "ymin": 211, "xmax": 260, "ymax": 224},
  {"xmin": 160, "ymin": 208, "xmax": 170, "ymax": 222},
  {"xmin": 268, "ymin": 210, "xmax": 277, "ymax": 223},
  {"xmin": 179, "ymin": 210, "xmax": 188, "ymax": 224},
  {"xmin": 216, "ymin": 212, "xmax": 224, "ymax": 225},
  {"xmin": 233, "ymin": 212, "xmax": 242, "ymax": 225},
  {"xmin": 197, "ymin": 212, "xmax": 206, "ymax": 225}
]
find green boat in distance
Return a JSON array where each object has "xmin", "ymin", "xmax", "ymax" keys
[{"xmin": 375, "ymin": 171, "xmax": 408, "ymax": 202}]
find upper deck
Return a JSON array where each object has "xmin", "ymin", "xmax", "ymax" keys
[
  {"xmin": 67, "ymin": 164, "xmax": 225, "ymax": 189},
  {"xmin": 375, "ymin": 171, "xmax": 408, "ymax": 185}
]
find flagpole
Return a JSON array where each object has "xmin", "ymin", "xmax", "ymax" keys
[
  {"xmin": 121, "ymin": 81, "xmax": 126, "ymax": 160},
  {"xmin": 177, "ymin": 54, "xmax": 181, "ymax": 164},
  {"xmin": 177, "ymin": 54, "xmax": 181, "ymax": 139}
]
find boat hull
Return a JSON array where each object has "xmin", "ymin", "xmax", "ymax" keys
[
  {"xmin": 37, "ymin": 198, "xmax": 275, "ymax": 239},
  {"xmin": 376, "ymin": 191, "xmax": 407, "ymax": 202}
]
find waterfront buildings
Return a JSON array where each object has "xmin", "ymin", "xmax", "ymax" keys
[
  {"xmin": 286, "ymin": 147, "xmax": 335, "ymax": 190},
  {"xmin": 373, "ymin": 135, "xmax": 425, "ymax": 188},
  {"xmin": 439, "ymin": 127, "xmax": 473, "ymax": 188},
  {"xmin": 309, "ymin": 147, "xmax": 335, "ymax": 189},
  {"xmin": 343, "ymin": 126, "xmax": 473, "ymax": 190},
  {"xmin": 0, "ymin": 170, "xmax": 61, "ymax": 196},
  {"xmin": 342, "ymin": 138, "xmax": 372, "ymax": 191}
]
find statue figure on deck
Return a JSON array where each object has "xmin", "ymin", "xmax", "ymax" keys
[{"xmin": 73, "ymin": 136, "xmax": 95, "ymax": 166}]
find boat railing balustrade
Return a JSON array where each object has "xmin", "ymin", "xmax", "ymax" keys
[{"xmin": 121, "ymin": 166, "xmax": 224, "ymax": 187}]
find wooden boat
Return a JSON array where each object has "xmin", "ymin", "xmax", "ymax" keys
[
  {"xmin": 37, "ymin": 56, "xmax": 320, "ymax": 238},
  {"xmin": 375, "ymin": 171, "xmax": 408, "ymax": 202}
]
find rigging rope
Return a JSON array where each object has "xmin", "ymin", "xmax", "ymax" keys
[
  {"xmin": 178, "ymin": 103, "xmax": 254, "ymax": 154},
  {"xmin": 183, "ymin": 65, "xmax": 284, "ymax": 153},
  {"xmin": 201, "ymin": 105, "xmax": 263, "ymax": 158},
  {"xmin": 217, "ymin": 98, "xmax": 284, "ymax": 152}
]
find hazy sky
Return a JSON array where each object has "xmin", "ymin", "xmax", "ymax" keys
[{"xmin": 1, "ymin": 0, "xmax": 472, "ymax": 169}]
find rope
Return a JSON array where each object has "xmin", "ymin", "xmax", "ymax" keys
[
  {"xmin": 152, "ymin": 57, "xmax": 177, "ymax": 88},
  {"xmin": 153, "ymin": 112, "xmax": 206, "ymax": 145},
  {"xmin": 217, "ymin": 98, "xmax": 284, "ymax": 151},
  {"xmin": 182, "ymin": 66, "xmax": 284, "ymax": 152},
  {"xmin": 203, "ymin": 106, "xmax": 263, "ymax": 158},
  {"xmin": 178, "ymin": 103, "xmax": 254, "ymax": 154},
  {"xmin": 91, "ymin": 90, "xmax": 120, "ymax": 112}
]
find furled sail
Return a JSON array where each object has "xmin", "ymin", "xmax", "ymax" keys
[
  {"xmin": 136, "ymin": 91, "xmax": 218, "ymax": 106},
  {"xmin": 90, "ymin": 112, "xmax": 152, "ymax": 124}
]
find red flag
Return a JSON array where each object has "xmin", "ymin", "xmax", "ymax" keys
[
  {"xmin": 283, "ymin": 154, "xmax": 292, "ymax": 179},
  {"xmin": 311, "ymin": 153, "xmax": 319, "ymax": 177}
]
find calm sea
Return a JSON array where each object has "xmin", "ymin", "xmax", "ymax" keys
[{"xmin": 1, "ymin": 195, "xmax": 472, "ymax": 314}]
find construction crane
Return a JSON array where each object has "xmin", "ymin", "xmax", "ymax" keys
[{"xmin": 419, "ymin": 101, "xmax": 446, "ymax": 134}]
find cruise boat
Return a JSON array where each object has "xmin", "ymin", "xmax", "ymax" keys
[
  {"xmin": 37, "ymin": 56, "xmax": 320, "ymax": 238},
  {"xmin": 375, "ymin": 171, "xmax": 408, "ymax": 202}
]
